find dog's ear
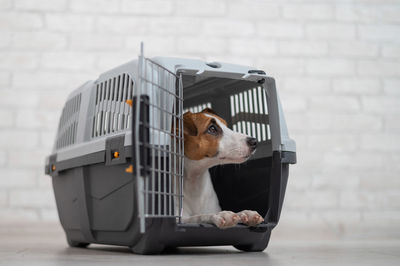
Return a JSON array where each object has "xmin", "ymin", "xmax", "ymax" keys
[
  {"xmin": 183, "ymin": 111, "xmax": 198, "ymax": 136},
  {"xmin": 201, "ymin": 108, "xmax": 217, "ymax": 115}
]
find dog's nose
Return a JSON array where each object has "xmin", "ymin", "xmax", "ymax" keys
[{"xmin": 246, "ymin": 137, "xmax": 257, "ymax": 151}]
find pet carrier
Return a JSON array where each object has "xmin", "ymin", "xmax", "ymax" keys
[{"xmin": 45, "ymin": 46, "xmax": 296, "ymax": 254}]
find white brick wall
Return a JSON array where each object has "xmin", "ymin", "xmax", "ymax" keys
[{"xmin": 0, "ymin": 0, "xmax": 399, "ymax": 240}]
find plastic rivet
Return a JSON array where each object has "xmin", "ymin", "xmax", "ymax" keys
[
  {"xmin": 113, "ymin": 151, "xmax": 119, "ymax": 158},
  {"xmin": 51, "ymin": 165, "xmax": 56, "ymax": 171}
]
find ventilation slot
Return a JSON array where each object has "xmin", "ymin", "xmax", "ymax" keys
[
  {"xmin": 56, "ymin": 94, "xmax": 81, "ymax": 149},
  {"xmin": 91, "ymin": 73, "xmax": 134, "ymax": 138},
  {"xmin": 184, "ymin": 102, "xmax": 212, "ymax": 113},
  {"xmin": 230, "ymin": 86, "xmax": 270, "ymax": 142}
]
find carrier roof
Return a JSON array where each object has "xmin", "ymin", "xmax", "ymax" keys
[{"xmin": 151, "ymin": 56, "xmax": 267, "ymax": 81}]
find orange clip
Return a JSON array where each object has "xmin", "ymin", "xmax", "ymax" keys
[
  {"xmin": 113, "ymin": 151, "xmax": 119, "ymax": 158},
  {"xmin": 125, "ymin": 165, "xmax": 133, "ymax": 173},
  {"xmin": 51, "ymin": 165, "xmax": 56, "ymax": 171},
  {"xmin": 126, "ymin": 99, "xmax": 133, "ymax": 107}
]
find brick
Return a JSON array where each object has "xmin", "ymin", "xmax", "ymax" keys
[
  {"xmin": 0, "ymin": 151, "xmax": 6, "ymax": 166},
  {"xmin": 95, "ymin": 52, "xmax": 135, "ymax": 71},
  {"xmin": 0, "ymin": 90, "xmax": 39, "ymax": 108},
  {"xmin": 281, "ymin": 77, "xmax": 331, "ymax": 94},
  {"xmin": 307, "ymin": 134, "xmax": 358, "ymax": 152},
  {"xmin": 96, "ymin": 16, "xmax": 149, "ymax": 35},
  {"xmin": 69, "ymin": 33, "xmax": 124, "ymax": 51},
  {"xmin": 0, "ymin": 109, "xmax": 14, "ymax": 127},
  {"xmin": 283, "ymin": 4, "xmax": 334, "ymax": 20},
  {"xmin": 329, "ymin": 41, "xmax": 379, "ymax": 57},
  {"xmin": 362, "ymin": 96, "xmax": 400, "ymax": 114},
  {"xmin": 40, "ymin": 131, "xmax": 57, "ymax": 150},
  {"xmin": 358, "ymin": 60, "xmax": 400, "ymax": 76},
  {"xmin": 0, "ymin": 52, "xmax": 38, "ymax": 70},
  {"xmin": 45, "ymin": 14, "xmax": 95, "ymax": 32},
  {"xmin": 286, "ymin": 189, "xmax": 338, "ymax": 209},
  {"xmin": 280, "ymin": 95, "xmax": 307, "ymax": 112},
  {"xmin": 0, "ymin": 190, "xmax": 6, "ymax": 207},
  {"xmin": 385, "ymin": 115, "xmax": 400, "ymax": 132},
  {"xmin": 11, "ymin": 32, "xmax": 66, "ymax": 50},
  {"xmin": 41, "ymin": 52, "xmax": 96, "ymax": 71},
  {"xmin": 306, "ymin": 23, "xmax": 356, "ymax": 40},
  {"xmin": 228, "ymin": 1, "xmax": 279, "ymax": 19},
  {"xmin": 39, "ymin": 208, "xmax": 58, "ymax": 222},
  {"xmin": 70, "ymin": 0, "xmax": 120, "ymax": 13},
  {"xmin": 0, "ymin": 32, "xmax": 10, "ymax": 48},
  {"xmin": 257, "ymin": 22, "xmax": 303, "ymax": 38},
  {"xmin": 339, "ymin": 190, "xmax": 375, "ymax": 209},
  {"xmin": 122, "ymin": 0, "xmax": 173, "ymax": 15},
  {"xmin": 126, "ymin": 36, "xmax": 175, "ymax": 54},
  {"xmin": 360, "ymin": 171, "xmax": 400, "ymax": 190},
  {"xmin": 15, "ymin": 109, "xmax": 59, "ymax": 130},
  {"xmin": 361, "ymin": 134, "xmax": 400, "ymax": 151},
  {"xmin": 0, "ymin": 71, "xmax": 11, "ymax": 86},
  {"xmin": 279, "ymin": 41, "xmax": 328, "ymax": 56},
  {"xmin": 322, "ymin": 152, "xmax": 383, "ymax": 172},
  {"xmin": 0, "ymin": 130, "xmax": 38, "ymax": 149},
  {"xmin": 382, "ymin": 44, "xmax": 400, "ymax": 59},
  {"xmin": 178, "ymin": 37, "xmax": 227, "ymax": 55},
  {"xmin": 359, "ymin": 24, "xmax": 400, "ymax": 42},
  {"xmin": 0, "ymin": 0, "xmax": 12, "ymax": 10},
  {"xmin": 8, "ymin": 150, "xmax": 48, "ymax": 168},
  {"xmin": 204, "ymin": 19, "xmax": 255, "ymax": 37},
  {"xmin": 309, "ymin": 95, "xmax": 360, "ymax": 113},
  {"xmin": 0, "ymin": 169, "xmax": 36, "ymax": 188},
  {"xmin": 229, "ymin": 39, "xmax": 277, "ymax": 56},
  {"xmin": 306, "ymin": 59, "xmax": 355, "ymax": 76},
  {"xmin": 15, "ymin": 0, "xmax": 67, "ymax": 11},
  {"xmin": 10, "ymin": 189, "xmax": 55, "ymax": 208},
  {"xmin": 257, "ymin": 58, "xmax": 305, "ymax": 76},
  {"xmin": 176, "ymin": 0, "xmax": 226, "ymax": 16},
  {"xmin": 286, "ymin": 112, "xmax": 332, "ymax": 133},
  {"xmin": 336, "ymin": 4, "xmax": 400, "ymax": 23},
  {"xmin": 13, "ymin": 72, "xmax": 92, "ymax": 90},
  {"xmin": 311, "ymin": 170, "xmax": 360, "ymax": 190},
  {"xmin": 0, "ymin": 12, "xmax": 43, "ymax": 30},
  {"xmin": 330, "ymin": 114, "xmax": 382, "ymax": 133},
  {"xmin": 148, "ymin": 17, "xmax": 202, "ymax": 36},
  {"xmin": 333, "ymin": 78, "xmax": 381, "ymax": 95},
  {"xmin": 0, "ymin": 209, "xmax": 39, "ymax": 223}
]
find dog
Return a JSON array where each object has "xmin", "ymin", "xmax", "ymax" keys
[{"xmin": 180, "ymin": 108, "xmax": 264, "ymax": 229}]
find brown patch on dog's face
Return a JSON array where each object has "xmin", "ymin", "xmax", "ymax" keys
[{"xmin": 183, "ymin": 108, "xmax": 227, "ymax": 160}]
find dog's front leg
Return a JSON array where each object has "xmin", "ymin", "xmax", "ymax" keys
[{"xmin": 182, "ymin": 211, "xmax": 241, "ymax": 229}]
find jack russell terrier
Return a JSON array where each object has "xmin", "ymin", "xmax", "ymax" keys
[{"xmin": 180, "ymin": 108, "xmax": 264, "ymax": 229}]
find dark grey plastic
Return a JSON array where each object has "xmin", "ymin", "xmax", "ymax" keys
[{"xmin": 45, "ymin": 54, "xmax": 296, "ymax": 254}]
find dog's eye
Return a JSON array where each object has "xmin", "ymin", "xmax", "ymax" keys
[{"xmin": 207, "ymin": 125, "xmax": 218, "ymax": 135}]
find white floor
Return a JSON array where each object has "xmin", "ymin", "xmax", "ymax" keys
[{"xmin": 0, "ymin": 223, "xmax": 399, "ymax": 266}]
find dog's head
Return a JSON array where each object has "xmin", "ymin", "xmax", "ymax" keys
[{"xmin": 183, "ymin": 108, "xmax": 257, "ymax": 164}]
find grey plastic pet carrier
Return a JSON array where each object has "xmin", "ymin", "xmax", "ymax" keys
[{"xmin": 45, "ymin": 46, "xmax": 296, "ymax": 254}]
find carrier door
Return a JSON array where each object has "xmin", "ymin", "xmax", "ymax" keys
[{"xmin": 134, "ymin": 47, "xmax": 184, "ymax": 233}]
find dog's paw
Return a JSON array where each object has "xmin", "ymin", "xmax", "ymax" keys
[
  {"xmin": 237, "ymin": 210, "xmax": 264, "ymax": 226},
  {"xmin": 211, "ymin": 211, "xmax": 240, "ymax": 229}
]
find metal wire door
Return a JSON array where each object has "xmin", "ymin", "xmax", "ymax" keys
[{"xmin": 134, "ymin": 46, "xmax": 184, "ymax": 233}]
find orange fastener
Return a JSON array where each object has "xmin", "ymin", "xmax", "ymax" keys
[
  {"xmin": 113, "ymin": 151, "xmax": 119, "ymax": 158},
  {"xmin": 125, "ymin": 165, "xmax": 133, "ymax": 173},
  {"xmin": 126, "ymin": 99, "xmax": 133, "ymax": 107},
  {"xmin": 51, "ymin": 165, "xmax": 56, "ymax": 171}
]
